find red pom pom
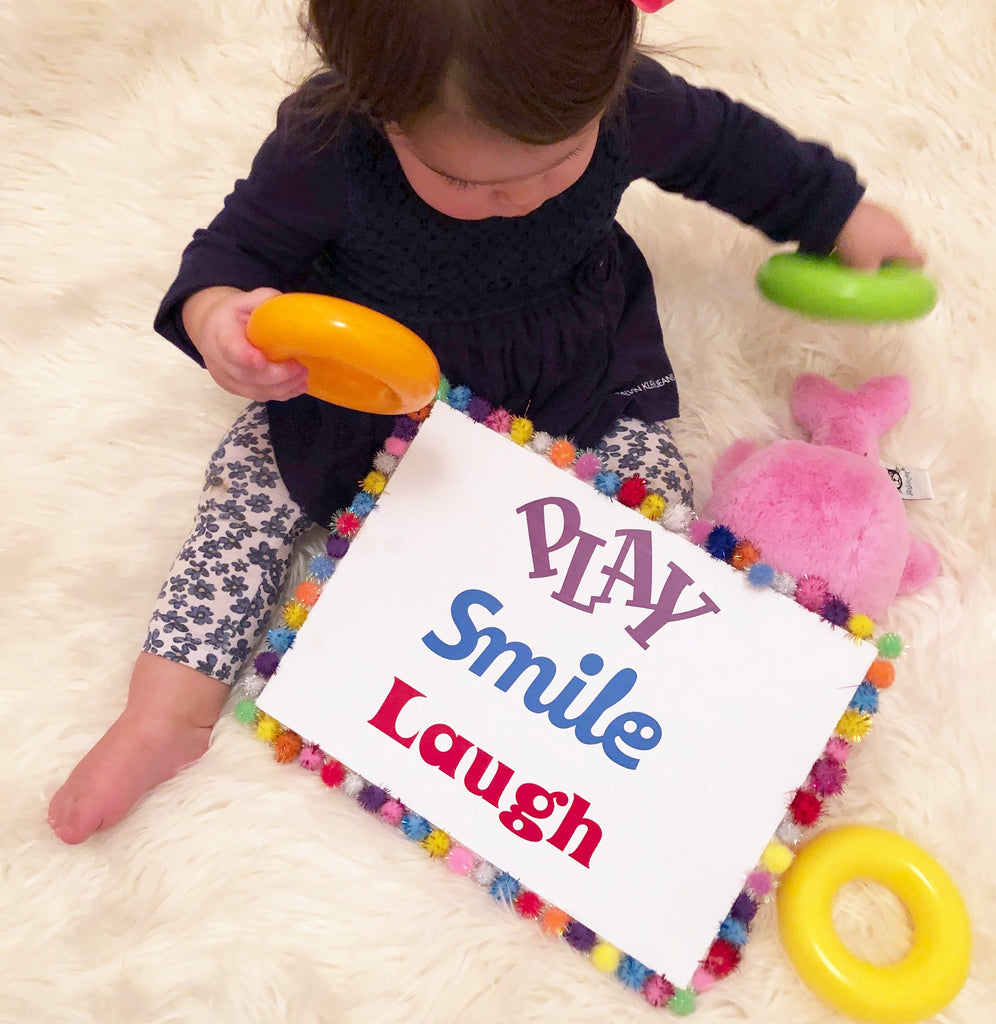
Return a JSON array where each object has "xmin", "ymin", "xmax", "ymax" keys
[
  {"xmin": 704, "ymin": 938, "xmax": 741, "ymax": 977},
  {"xmin": 514, "ymin": 890, "xmax": 544, "ymax": 919},
  {"xmin": 617, "ymin": 476, "xmax": 648, "ymax": 508},
  {"xmin": 333, "ymin": 511, "xmax": 362, "ymax": 538},
  {"xmin": 320, "ymin": 759, "xmax": 346, "ymax": 788},
  {"xmin": 789, "ymin": 788, "xmax": 823, "ymax": 825}
]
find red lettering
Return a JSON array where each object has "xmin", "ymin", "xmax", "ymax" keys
[
  {"xmin": 367, "ymin": 677, "xmax": 424, "ymax": 748},
  {"xmin": 419, "ymin": 723, "xmax": 474, "ymax": 778}
]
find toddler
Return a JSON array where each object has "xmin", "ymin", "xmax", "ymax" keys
[{"xmin": 49, "ymin": 0, "xmax": 923, "ymax": 844}]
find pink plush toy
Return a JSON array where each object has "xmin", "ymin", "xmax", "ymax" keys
[{"xmin": 701, "ymin": 375, "xmax": 939, "ymax": 620}]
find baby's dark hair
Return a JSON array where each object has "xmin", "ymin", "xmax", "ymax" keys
[{"xmin": 297, "ymin": 0, "xmax": 641, "ymax": 144}]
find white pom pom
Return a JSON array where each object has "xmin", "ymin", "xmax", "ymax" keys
[
  {"xmin": 662, "ymin": 502, "xmax": 694, "ymax": 532},
  {"xmin": 773, "ymin": 572, "xmax": 797, "ymax": 597},
  {"xmin": 529, "ymin": 431, "xmax": 554, "ymax": 455},
  {"xmin": 341, "ymin": 771, "xmax": 365, "ymax": 798},
  {"xmin": 470, "ymin": 860, "xmax": 499, "ymax": 888}
]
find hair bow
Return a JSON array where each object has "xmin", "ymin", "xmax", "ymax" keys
[{"xmin": 632, "ymin": 0, "xmax": 675, "ymax": 11}]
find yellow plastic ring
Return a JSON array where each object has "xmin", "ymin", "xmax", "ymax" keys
[{"xmin": 777, "ymin": 826, "xmax": 970, "ymax": 1024}]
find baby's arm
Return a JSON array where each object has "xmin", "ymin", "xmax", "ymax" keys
[
  {"xmin": 156, "ymin": 82, "xmax": 348, "ymax": 394},
  {"xmin": 181, "ymin": 286, "xmax": 309, "ymax": 402},
  {"xmin": 627, "ymin": 59, "xmax": 923, "ymax": 269}
]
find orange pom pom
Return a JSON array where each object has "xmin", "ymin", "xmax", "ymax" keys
[
  {"xmin": 548, "ymin": 438, "xmax": 577, "ymax": 468},
  {"xmin": 295, "ymin": 580, "xmax": 322, "ymax": 608},
  {"xmin": 541, "ymin": 907, "xmax": 570, "ymax": 936},
  {"xmin": 273, "ymin": 730, "xmax": 303, "ymax": 764},
  {"xmin": 731, "ymin": 540, "xmax": 761, "ymax": 570},
  {"xmin": 408, "ymin": 404, "xmax": 433, "ymax": 422},
  {"xmin": 865, "ymin": 659, "xmax": 896, "ymax": 689}
]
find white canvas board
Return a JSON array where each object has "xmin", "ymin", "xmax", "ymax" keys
[{"xmin": 259, "ymin": 402, "xmax": 877, "ymax": 984}]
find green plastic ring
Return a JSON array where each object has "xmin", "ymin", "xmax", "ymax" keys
[{"xmin": 757, "ymin": 253, "xmax": 937, "ymax": 323}]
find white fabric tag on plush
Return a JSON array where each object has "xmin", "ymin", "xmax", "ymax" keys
[{"xmin": 881, "ymin": 461, "xmax": 934, "ymax": 500}]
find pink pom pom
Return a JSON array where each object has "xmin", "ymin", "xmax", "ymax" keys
[
  {"xmin": 298, "ymin": 744, "xmax": 324, "ymax": 770},
  {"xmin": 795, "ymin": 575, "xmax": 828, "ymax": 612},
  {"xmin": 446, "ymin": 845, "xmax": 476, "ymax": 874},
  {"xmin": 384, "ymin": 437, "xmax": 410, "ymax": 456},
  {"xmin": 688, "ymin": 519, "xmax": 713, "ymax": 546},
  {"xmin": 809, "ymin": 756, "xmax": 848, "ymax": 796},
  {"xmin": 691, "ymin": 967, "xmax": 717, "ymax": 993},
  {"xmin": 485, "ymin": 408, "xmax": 513, "ymax": 433},
  {"xmin": 824, "ymin": 736, "xmax": 851, "ymax": 762},
  {"xmin": 746, "ymin": 870, "xmax": 773, "ymax": 897},
  {"xmin": 573, "ymin": 452, "xmax": 603, "ymax": 481},
  {"xmin": 380, "ymin": 799, "xmax": 405, "ymax": 826}
]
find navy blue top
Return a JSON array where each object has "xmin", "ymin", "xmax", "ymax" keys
[{"xmin": 156, "ymin": 57, "xmax": 865, "ymax": 526}]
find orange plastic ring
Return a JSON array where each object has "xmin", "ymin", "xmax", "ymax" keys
[{"xmin": 247, "ymin": 293, "xmax": 441, "ymax": 415}]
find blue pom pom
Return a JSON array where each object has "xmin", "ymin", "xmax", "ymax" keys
[
  {"xmin": 309, "ymin": 555, "xmax": 336, "ymax": 582},
  {"xmin": 447, "ymin": 385, "xmax": 473, "ymax": 411},
  {"xmin": 706, "ymin": 525, "xmax": 738, "ymax": 561},
  {"xmin": 746, "ymin": 562, "xmax": 776, "ymax": 588},
  {"xmin": 594, "ymin": 470, "xmax": 622, "ymax": 496},
  {"xmin": 718, "ymin": 916, "xmax": 749, "ymax": 946},
  {"xmin": 401, "ymin": 813, "xmax": 432, "ymax": 841},
  {"xmin": 350, "ymin": 492, "xmax": 377, "ymax": 517},
  {"xmin": 490, "ymin": 871, "xmax": 521, "ymax": 903},
  {"xmin": 617, "ymin": 955, "xmax": 653, "ymax": 990},
  {"xmin": 267, "ymin": 627, "xmax": 296, "ymax": 655},
  {"xmin": 849, "ymin": 680, "xmax": 880, "ymax": 714}
]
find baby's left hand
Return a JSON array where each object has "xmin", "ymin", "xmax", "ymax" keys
[{"xmin": 834, "ymin": 200, "xmax": 925, "ymax": 271}]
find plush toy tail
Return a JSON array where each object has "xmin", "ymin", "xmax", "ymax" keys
[{"xmin": 792, "ymin": 374, "xmax": 911, "ymax": 458}]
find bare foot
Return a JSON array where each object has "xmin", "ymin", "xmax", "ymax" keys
[{"xmin": 48, "ymin": 653, "xmax": 230, "ymax": 844}]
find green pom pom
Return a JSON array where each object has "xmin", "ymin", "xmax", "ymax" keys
[
  {"xmin": 876, "ymin": 632, "xmax": 904, "ymax": 659},
  {"xmin": 668, "ymin": 989, "xmax": 696, "ymax": 1016},
  {"xmin": 435, "ymin": 377, "xmax": 450, "ymax": 401},
  {"xmin": 234, "ymin": 698, "xmax": 258, "ymax": 724}
]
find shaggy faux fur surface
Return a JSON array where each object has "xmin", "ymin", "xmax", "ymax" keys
[{"xmin": 2, "ymin": 2, "xmax": 993, "ymax": 1022}]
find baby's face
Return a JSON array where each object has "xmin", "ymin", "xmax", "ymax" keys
[{"xmin": 388, "ymin": 111, "xmax": 600, "ymax": 221}]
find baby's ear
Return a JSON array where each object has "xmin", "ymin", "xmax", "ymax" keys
[{"xmin": 897, "ymin": 535, "xmax": 941, "ymax": 594}]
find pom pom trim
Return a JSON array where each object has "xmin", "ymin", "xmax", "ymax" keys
[{"xmin": 232, "ymin": 377, "xmax": 902, "ymax": 1012}]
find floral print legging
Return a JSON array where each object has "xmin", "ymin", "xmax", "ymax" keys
[{"xmin": 143, "ymin": 403, "xmax": 693, "ymax": 683}]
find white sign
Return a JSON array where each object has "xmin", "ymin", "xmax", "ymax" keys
[{"xmin": 259, "ymin": 402, "xmax": 876, "ymax": 985}]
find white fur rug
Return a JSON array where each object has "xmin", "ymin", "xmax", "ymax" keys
[{"xmin": 3, "ymin": 2, "xmax": 994, "ymax": 1021}]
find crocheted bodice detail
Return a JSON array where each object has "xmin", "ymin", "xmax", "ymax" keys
[{"xmin": 327, "ymin": 117, "xmax": 633, "ymax": 321}]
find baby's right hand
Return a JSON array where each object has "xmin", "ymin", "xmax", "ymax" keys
[{"xmin": 182, "ymin": 286, "xmax": 310, "ymax": 402}]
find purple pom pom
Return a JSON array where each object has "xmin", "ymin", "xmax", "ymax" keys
[
  {"xmin": 563, "ymin": 921, "xmax": 597, "ymax": 952},
  {"xmin": 467, "ymin": 395, "xmax": 493, "ymax": 422},
  {"xmin": 706, "ymin": 525, "xmax": 738, "ymax": 561},
  {"xmin": 392, "ymin": 417, "xmax": 420, "ymax": 441},
  {"xmin": 254, "ymin": 650, "xmax": 280, "ymax": 679},
  {"xmin": 326, "ymin": 535, "xmax": 350, "ymax": 559},
  {"xmin": 358, "ymin": 784, "xmax": 389, "ymax": 812},
  {"xmin": 730, "ymin": 890, "xmax": 758, "ymax": 924},
  {"xmin": 821, "ymin": 594, "xmax": 851, "ymax": 626}
]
